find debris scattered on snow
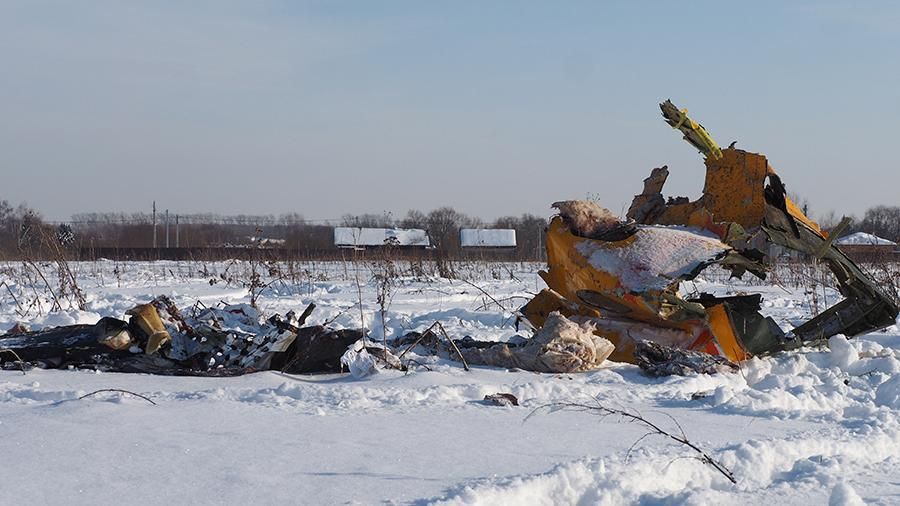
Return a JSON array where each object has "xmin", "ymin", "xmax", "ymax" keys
[
  {"xmin": 341, "ymin": 341, "xmax": 378, "ymax": 378},
  {"xmin": 552, "ymin": 200, "xmax": 633, "ymax": 241},
  {"xmin": 633, "ymin": 340, "xmax": 739, "ymax": 376},
  {"xmin": 483, "ymin": 393, "xmax": 519, "ymax": 407},
  {"xmin": 457, "ymin": 312, "xmax": 614, "ymax": 373},
  {"xmin": 5, "ymin": 322, "xmax": 29, "ymax": 334}
]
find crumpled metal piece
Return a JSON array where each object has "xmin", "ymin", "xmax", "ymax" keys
[
  {"xmin": 520, "ymin": 100, "xmax": 898, "ymax": 367},
  {"xmin": 634, "ymin": 340, "xmax": 738, "ymax": 376}
]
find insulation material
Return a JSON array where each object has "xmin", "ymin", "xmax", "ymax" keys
[
  {"xmin": 341, "ymin": 341, "xmax": 378, "ymax": 378},
  {"xmin": 460, "ymin": 312, "xmax": 614, "ymax": 373},
  {"xmin": 552, "ymin": 201, "xmax": 623, "ymax": 240}
]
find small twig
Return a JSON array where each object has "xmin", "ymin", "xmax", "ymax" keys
[
  {"xmin": 459, "ymin": 279, "xmax": 509, "ymax": 312},
  {"xmin": 503, "ymin": 264, "xmax": 522, "ymax": 283},
  {"xmin": 0, "ymin": 349, "xmax": 28, "ymax": 375},
  {"xmin": 625, "ymin": 431, "xmax": 656, "ymax": 462},
  {"xmin": 1, "ymin": 281, "xmax": 24, "ymax": 316},
  {"xmin": 433, "ymin": 321, "xmax": 470, "ymax": 372},
  {"xmin": 396, "ymin": 331, "xmax": 430, "ymax": 361},
  {"xmin": 78, "ymin": 389, "xmax": 157, "ymax": 405},
  {"xmin": 257, "ymin": 274, "xmax": 287, "ymax": 295},
  {"xmin": 473, "ymin": 295, "xmax": 531, "ymax": 312},
  {"xmin": 405, "ymin": 287, "xmax": 452, "ymax": 296},
  {"xmin": 397, "ymin": 321, "xmax": 470, "ymax": 371},
  {"xmin": 655, "ymin": 410, "xmax": 688, "ymax": 441},
  {"xmin": 323, "ymin": 305, "xmax": 351, "ymax": 326},
  {"xmin": 23, "ymin": 259, "xmax": 63, "ymax": 311},
  {"xmin": 531, "ymin": 400, "xmax": 736, "ymax": 484},
  {"xmin": 403, "ymin": 358, "xmax": 433, "ymax": 373},
  {"xmin": 352, "ymin": 249, "xmax": 367, "ymax": 344}
]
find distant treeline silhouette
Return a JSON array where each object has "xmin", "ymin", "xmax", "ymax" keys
[{"xmin": 0, "ymin": 202, "xmax": 549, "ymax": 261}]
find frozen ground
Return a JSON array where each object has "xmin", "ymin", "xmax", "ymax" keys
[{"xmin": 0, "ymin": 260, "xmax": 898, "ymax": 505}]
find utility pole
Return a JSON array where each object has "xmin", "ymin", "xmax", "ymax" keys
[
  {"xmin": 175, "ymin": 214, "xmax": 180, "ymax": 248},
  {"xmin": 152, "ymin": 201, "xmax": 157, "ymax": 249},
  {"xmin": 165, "ymin": 209, "xmax": 170, "ymax": 248}
]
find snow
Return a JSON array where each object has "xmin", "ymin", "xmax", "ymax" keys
[
  {"xmin": 460, "ymin": 229, "xmax": 517, "ymax": 247},
  {"xmin": 875, "ymin": 375, "xmax": 900, "ymax": 408},
  {"xmin": 0, "ymin": 260, "xmax": 898, "ymax": 505},
  {"xmin": 576, "ymin": 226, "xmax": 730, "ymax": 292},
  {"xmin": 829, "ymin": 482, "xmax": 866, "ymax": 506},
  {"xmin": 835, "ymin": 232, "xmax": 897, "ymax": 246},
  {"xmin": 828, "ymin": 335, "xmax": 859, "ymax": 370}
]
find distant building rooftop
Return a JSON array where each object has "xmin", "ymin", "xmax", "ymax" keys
[{"xmin": 835, "ymin": 232, "xmax": 897, "ymax": 246}]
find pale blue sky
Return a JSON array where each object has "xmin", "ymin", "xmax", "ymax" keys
[{"xmin": 2, "ymin": 1, "xmax": 898, "ymax": 222}]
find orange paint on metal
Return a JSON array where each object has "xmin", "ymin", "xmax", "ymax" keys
[
  {"xmin": 540, "ymin": 217, "xmax": 665, "ymax": 322},
  {"xmin": 706, "ymin": 304, "xmax": 750, "ymax": 362},
  {"xmin": 784, "ymin": 195, "xmax": 824, "ymax": 235},
  {"xmin": 522, "ymin": 216, "xmax": 733, "ymax": 364},
  {"xmin": 701, "ymin": 148, "xmax": 769, "ymax": 228}
]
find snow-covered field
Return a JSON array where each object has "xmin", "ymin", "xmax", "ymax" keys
[{"xmin": 1, "ymin": 260, "xmax": 898, "ymax": 505}]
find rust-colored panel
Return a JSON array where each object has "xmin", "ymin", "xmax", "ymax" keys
[
  {"xmin": 526, "ymin": 216, "xmax": 738, "ymax": 364},
  {"xmin": 656, "ymin": 202, "xmax": 703, "ymax": 226},
  {"xmin": 540, "ymin": 218, "xmax": 662, "ymax": 322},
  {"xmin": 701, "ymin": 148, "xmax": 768, "ymax": 228}
]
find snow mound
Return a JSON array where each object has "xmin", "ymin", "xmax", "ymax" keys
[
  {"xmin": 829, "ymin": 482, "xmax": 865, "ymax": 506},
  {"xmin": 434, "ymin": 420, "xmax": 900, "ymax": 505},
  {"xmin": 875, "ymin": 375, "xmax": 900, "ymax": 408},
  {"xmin": 828, "ymin": 335, "xmax": 858, "ymax": 370},
  {"xmin": 835, "ymin": 232, "xmax": 896, "ymax": 246}
]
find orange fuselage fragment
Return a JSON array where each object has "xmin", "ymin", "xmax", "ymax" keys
[{"xmin": 522, "ymin": 217, "xmax": 749, "ymax": 363}]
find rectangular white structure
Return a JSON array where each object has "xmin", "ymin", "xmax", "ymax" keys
[
  {"xmin": 460, "ymin": 229, "xmax": 516, "ymax": 248},
  {"xmin": 334, "ymin": 227, "xmax": 430, "ymax": 248}
]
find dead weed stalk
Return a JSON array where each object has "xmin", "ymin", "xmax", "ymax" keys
[{"xmin": 529, "ymin": 399, "xmax": 737, "ymax": 485}]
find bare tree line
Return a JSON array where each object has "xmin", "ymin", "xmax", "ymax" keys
[
  {"xmin": 3, "ymin": 197, "xmax": 897, "ymax": 261},
  {"xmin": 0, "ymin": 200, "xmax": 548, "ymax": 260},
  {"xmin": 810, "ymin": 205, "xmax": 900, "ymax": 242}
]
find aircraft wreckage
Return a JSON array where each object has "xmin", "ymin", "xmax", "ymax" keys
[
  {"xmin": 519, "ymin": 100, "xmax": 899, "ymax": 365},
  {"xmin": 0, "ymin": 101, "xmax": 896, "ymax": 376}
]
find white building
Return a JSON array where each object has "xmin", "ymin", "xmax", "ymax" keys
[
  {"xmin": 460, "ymin": 229, "xmax": 517, "ymax": 248},
  {"xmin": 333, "ymin": 227, "xmax": 431, "ymax": 249}
]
